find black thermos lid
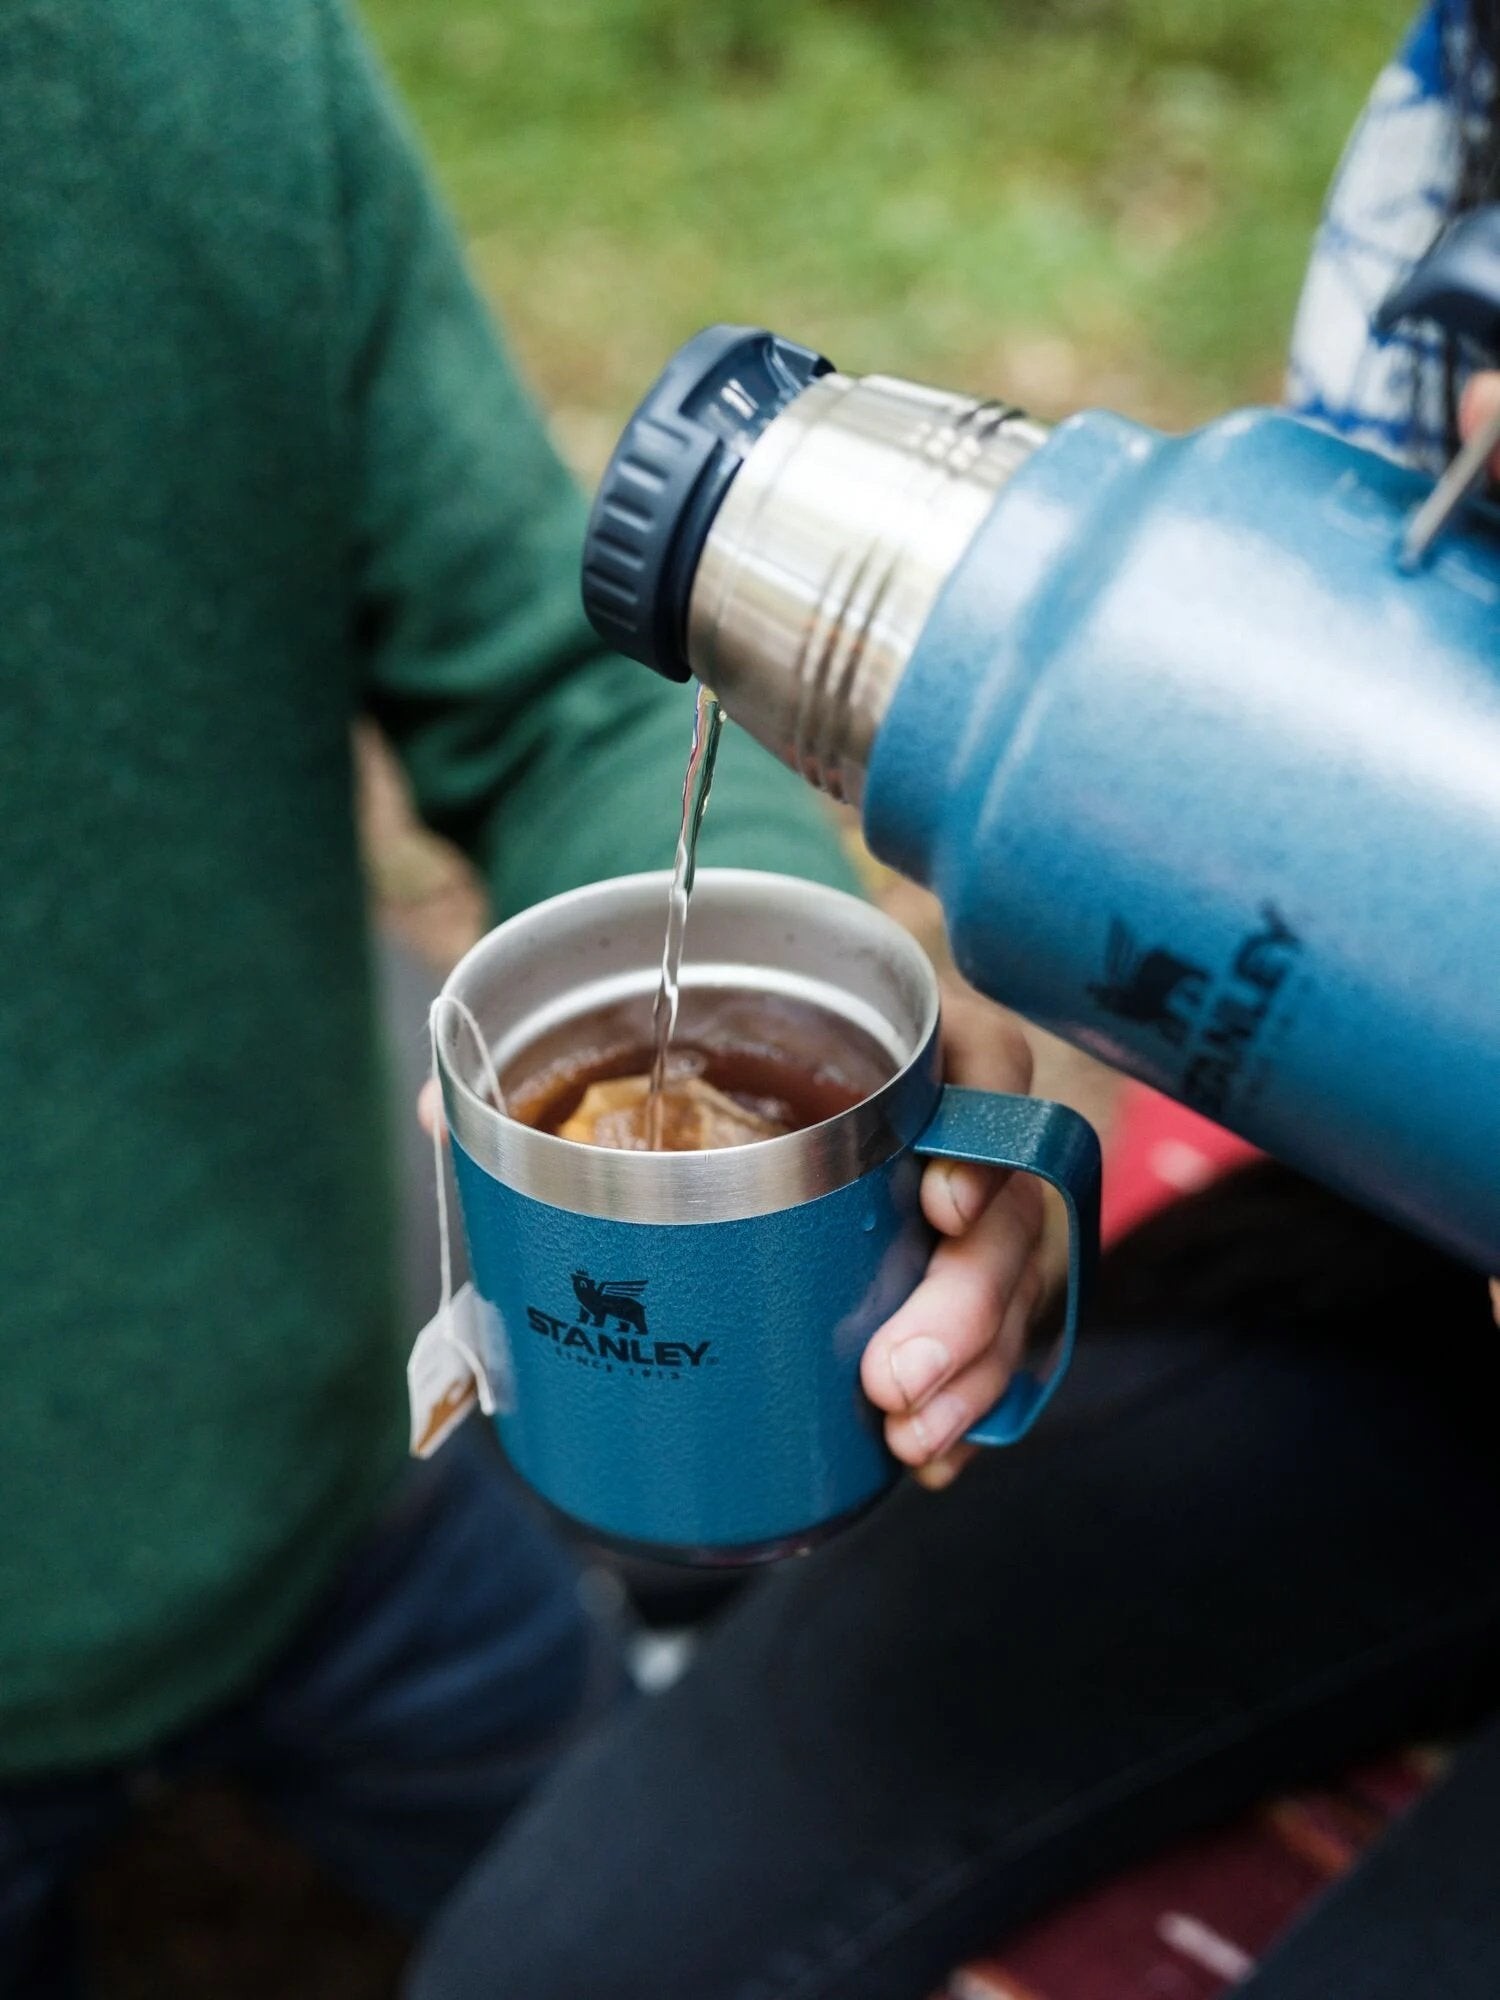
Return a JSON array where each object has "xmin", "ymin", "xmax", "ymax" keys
[{"xmin": 580, "ymin": 325, "xmax": 831, "ymax": 681}]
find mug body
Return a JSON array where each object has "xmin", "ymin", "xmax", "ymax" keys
[
  {"xmin": 437, "ymin": 869, "xmax": 943, "ymax": 1563},
  {"xmin": 451, "ymin": 1147, "xmax": 928, "ymax": 1558}
]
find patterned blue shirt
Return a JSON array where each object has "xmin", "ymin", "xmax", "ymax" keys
[{"xmin": 1287, "ymin": 0, "xmax": 1492, "ymax": 469}]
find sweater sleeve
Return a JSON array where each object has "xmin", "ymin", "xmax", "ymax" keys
[{"xmin": 321, "ymin": 0, "xmax": 859, "ymax": 917}]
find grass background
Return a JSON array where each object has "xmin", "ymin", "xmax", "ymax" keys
[{"xmin": 364, "ymin": 0, "xmax": 1413, "ymax": 479}]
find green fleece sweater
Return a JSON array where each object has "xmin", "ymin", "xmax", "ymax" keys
[{"xmin": 0, "ymin": 0, "xmax": 854, "ymax": 1777}]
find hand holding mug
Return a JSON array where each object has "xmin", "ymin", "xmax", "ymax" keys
[
  {"xmin": 860, "ymin": 992, "xmax": 1045, "ymax": 1490},
  {"xmin": 427, "ymin": 870, "xmax": 1100, "ymax": 1563},
  {"xmin": 421, "ymin": 983, "xmax": 1054, "ymax": 1489}
]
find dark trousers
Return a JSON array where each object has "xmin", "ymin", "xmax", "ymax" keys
[
  {"xmin": 0, "ymin": 1431, "xmax": 622, "ymax": 1998},
  {"xmin": 0, "ymin": 940, "xmax": 621, "ymax": 1999},
  {"xmin": 411, "ymin": 1167, "xmax": 1500, "ymax": 1999}
]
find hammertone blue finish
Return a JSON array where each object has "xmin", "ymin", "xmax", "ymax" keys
[
  {"xmin": 866, "ymin": 408, "xmax": 1500, "ymax": 1269},
  {"xmin": 452, "ymin": 1084, "xmax": 1100, "ymax": 1559}
]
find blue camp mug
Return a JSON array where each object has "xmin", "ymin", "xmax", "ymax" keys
[{"xmin": 436, "ymin": 869, "xmax": 1101, "ymax": 1564}]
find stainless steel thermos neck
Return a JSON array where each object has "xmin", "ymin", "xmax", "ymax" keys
[
  {"xmin": 685, "ymin": 372, "xmax": 1044, "ymax": 802},
  {"xmin": 580, "ymin": 325, "xmax": 1044, "ymax": 803}
]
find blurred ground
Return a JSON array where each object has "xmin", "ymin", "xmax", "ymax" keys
[
  {"xmin": 90, "ymin": 1787, "xmax": 406, "ymax": 1999},
  {"xmin": 93, "ymin": 0, "xmax": 1409, "ymax": 1991}
]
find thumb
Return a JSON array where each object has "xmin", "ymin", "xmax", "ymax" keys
[{"xmin": 1457, "ymin": 369, "xmax": 1500, "ymax": 477}]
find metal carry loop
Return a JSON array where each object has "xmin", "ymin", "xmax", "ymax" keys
[
  {"xmin": 1373, "ymin": 203, "xmax": 1500, "ymax": 571},
  {"xmin": 913, "ymin": 1087, "xmax": 1103, "ymax": 1446}
]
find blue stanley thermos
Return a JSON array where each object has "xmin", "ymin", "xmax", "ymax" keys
[{"xmin": 582, "ymin": 226, "xmax": 1500, "ymax": 1273}]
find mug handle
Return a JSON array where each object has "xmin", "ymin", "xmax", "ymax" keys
[{"xmin": 913, "ymin": 1087, "xmax": 1102, "ymax": 1447}]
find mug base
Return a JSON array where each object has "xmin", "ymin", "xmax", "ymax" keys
[{"xmin": 541, "ymin": 1482, "xmax": 896, "ymax": 1571}]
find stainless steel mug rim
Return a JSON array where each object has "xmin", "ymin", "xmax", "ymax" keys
[{"xmin": 436, "ymin": 869, "xmax": 943, "ymax": 1224}]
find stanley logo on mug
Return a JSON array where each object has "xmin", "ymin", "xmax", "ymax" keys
[
  {"xmin": 525, "ymin": 1272, "xmax": 714, "ymax": 1378},
  {"xmin": 571, "ymin": 1270, "xmax": 649, "ymax": 1334}
]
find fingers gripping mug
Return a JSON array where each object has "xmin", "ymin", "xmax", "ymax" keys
[{"xmin": 436, "ymin": 870, "xmax": 1101, "ymax": 1564}]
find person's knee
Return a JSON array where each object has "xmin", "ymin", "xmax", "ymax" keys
[
  {"xmin": 405, "ymin": 1941, "xmax": 472, "ymax": 2000},
  {"xmin": 404, "ymin": 1872, "xmax": 549, "ymax": 2000}
]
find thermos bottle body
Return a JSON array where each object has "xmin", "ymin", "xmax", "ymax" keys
[{"xmin": 582, "ymin": 329, "xmax": 1500, "ymax": 1271}]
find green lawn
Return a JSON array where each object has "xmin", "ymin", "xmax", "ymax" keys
[{"xmin": 363, "ymin": 0, "xmax": 1413, "ymax": 472}]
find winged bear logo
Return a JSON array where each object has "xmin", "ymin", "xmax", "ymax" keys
[
  {"xmin": 1088, "ymin": 919, "xmax": 1210, "ymax": 1049},
  {"xmin": 570, "ymin": 1271, "xmax": 649, "ymax": 1337}
]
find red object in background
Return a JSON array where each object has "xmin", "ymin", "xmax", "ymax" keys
[
  {"xmin": 1101, "ymin": 1083, "xmax": 1262, "ymax": 1248},
  {"xmin": 938, "ymin": 1755, "xmax": 1436, "ymax": 2000},
  {"xmin": 923, "ymin": 1094, "xmax": 1425, "ymax": 2000}
]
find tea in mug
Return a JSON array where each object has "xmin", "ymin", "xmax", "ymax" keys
[{"xmin": 504, "ymin": 990, "xmax": 894, "ymax": 1154}]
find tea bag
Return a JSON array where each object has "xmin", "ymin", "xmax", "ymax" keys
[{"xmin": 559, "ymin": 1073, "xmax": 787, "ymax": 1152}]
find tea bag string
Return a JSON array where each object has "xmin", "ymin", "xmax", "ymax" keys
[{"xmin": 426, "ymin": 995, "xmax": 505, "ymax": 1417}]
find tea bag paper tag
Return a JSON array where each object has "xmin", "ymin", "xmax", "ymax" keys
[{"xmin": 407, "ymin": 1281, "xmax": 485, "ymax": 1458}]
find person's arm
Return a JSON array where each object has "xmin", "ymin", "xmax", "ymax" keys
[{"xmin": 321, "ymin": 0, "xmax": 854, "ymax": 915}]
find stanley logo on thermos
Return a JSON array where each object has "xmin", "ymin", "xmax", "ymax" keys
[
  {"xmin": 1091, "ymin": 905, "xmax": 1304, "ymax": 1121},
  {"xmin": 1089, "ymin": 923, "xmax": 1210, "ymax": 1048},
  {"xmin": 525, "ymin": 1272, "xmax": 713, "ymax": 1378}
]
